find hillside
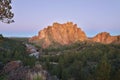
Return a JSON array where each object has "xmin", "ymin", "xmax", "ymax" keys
[
  {"xmin": 0, "ymin": 35, "xmax": 36, "ymax": 66},
  {"xmin": 28, "ymin": 22, "xmax": 120, "ymax": 80},
  {"xmin": 40, "ymin": 42, "xmax": 120, "ymax": 80},
  {"xmin": 0, "ymin": 35, "xmax": 37, "ymax": 80},
  {"xmin": 1, "ymin": 34, "xmax": 120, "ymax": 80}
]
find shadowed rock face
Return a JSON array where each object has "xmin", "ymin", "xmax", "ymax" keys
[
  {"xmin": 92, "ymin": 32, "xmax": 120, "ymax": 44},
  {"xmin": 29, "ymin": 22, "xmax": 87, "ymax": 48}
]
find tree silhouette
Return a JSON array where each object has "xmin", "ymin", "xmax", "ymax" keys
[{"xmin": 0, "ymin": 0, "xmax": 14, "ymax": 23}]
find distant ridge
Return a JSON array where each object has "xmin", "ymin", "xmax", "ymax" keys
[
  {"xmin": 29, "ymin": 22, "xmax": 120, "ymax": 48},
  {"xmin": 91, "ymin": 32, "xmax": 120, "ymax": 44}
]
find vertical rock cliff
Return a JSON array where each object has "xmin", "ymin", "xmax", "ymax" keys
[{"xmin": 29, "ymin": 22, "xmax": 87, "ymax": 48}]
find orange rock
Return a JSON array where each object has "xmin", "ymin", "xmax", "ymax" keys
[
  {"xmin": 92, "ymin": 32, "xmax": 120, "ymax": 44},
  {"xmin": 29, "ymin": 22, "xmax": 87, "ymax": 48},
  {"xmin": 29, "ymin": 22, "xmax": 120, "ymax": 48}
]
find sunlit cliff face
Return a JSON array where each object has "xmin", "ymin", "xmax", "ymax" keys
[
  {"xmin": 29, "ymin": 22, "xmax": 87, "ymax": 48},
  {"xmin": 29, "ymin": 22, "xmax": 120, "ymax": 48},
  {"xmin": 92, "ymin": 32, "xmax": 120, "ymax": 44}
]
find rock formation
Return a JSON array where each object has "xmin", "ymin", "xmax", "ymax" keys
[
  {"xmin": 29, "ymin": 22, "xmax": 120, "ymax": 48},
  {"xmin": 4, "ymin": 60, "xmax": 22, "ymax": 73},
  {"xmin": 29, "ymin": 22, "xmax": 87, "ymax": 48},
  {"xmin": 92, "ymin": 32, "xmax": 120, "ymax": 44},
  {"xmin": 2, "ymin": 61, "xmax": 49, "ymax": 80}
]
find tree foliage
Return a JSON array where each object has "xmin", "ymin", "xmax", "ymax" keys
[
  {"xmin": 0, "ymin": 0, "xmax": 14, "ymax": 23},
  {"xmin": 40, "ymin": 42, "xmax": 120, "ymax": 80},
  {"xmin": 0, "ymin": 36, "xmax": 36, "ymax": 66}
]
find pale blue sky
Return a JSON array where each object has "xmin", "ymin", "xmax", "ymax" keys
[{"xmin": 0, "ymin": 0, "xmax": 120, "ymax": 37}]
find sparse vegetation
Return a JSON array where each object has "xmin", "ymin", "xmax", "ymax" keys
[
  {"xmin": 0, "ymin": 36, "xmax": 36, "ymax": 66},
  {"xmin": 40, "ymin": 42, "xmax": 120, "ymax": 80},
  {"xmin": 0, "ymin": 34, "xmax": 120, "ymax": 80},
  {"xmin": 33, "ymin": 75, "xmax": 43, "ymax": 80}
]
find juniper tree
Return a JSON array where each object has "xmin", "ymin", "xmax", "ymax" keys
[{"xmin": 0, "ymin": 0, "xmax": 14, "ymax": 23}]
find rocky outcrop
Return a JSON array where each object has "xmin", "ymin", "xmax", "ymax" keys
[
  {"xmin": 29, "ymin": 22, "xmax": 120, "ymax": 48},
  {"xmin": 92, "ymin": 32, "xmax": 120, "ymax": 44},
  {"xmin": 2, "ymin": 60, "xmax": 29, "ymax": 80},
  {"xmin": 2, "ymin": 61, "xmax": 51, "ymax": 80},
  {"xmin": 25, "ymin": 44, "xmax": 40, "ymax": 58},
  {"xmin": 4, "ymin": 60, "xmax": 22, "ymax": 73},
  {"xmin": 29, "ymin": 22, "xmax": 87, "ymax": 48}
]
